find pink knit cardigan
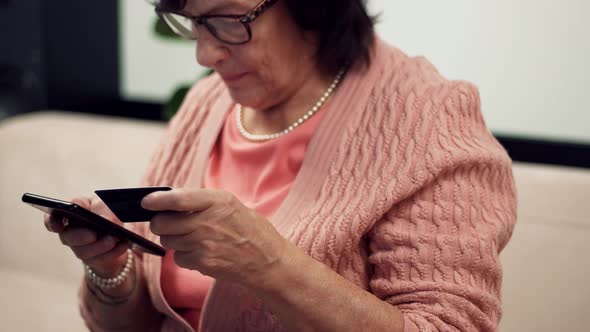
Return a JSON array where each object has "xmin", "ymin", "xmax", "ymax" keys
[{"xmin": 80, "ymin": 38, "xmax": 517, "ymax": 332}]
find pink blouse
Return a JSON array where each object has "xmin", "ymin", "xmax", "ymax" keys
[{"xmin": 161, "ymin": 104, "xmax": 326, "ymax": 330}]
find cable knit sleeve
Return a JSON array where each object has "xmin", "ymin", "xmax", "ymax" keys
[{"xmin": 367, "ymin": 82, "xmax": 517, "ymax": 332}]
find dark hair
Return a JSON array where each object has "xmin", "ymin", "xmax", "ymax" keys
[{"xmin": 157, "ymin": 0, "xmax": 376, "ymax": 75}]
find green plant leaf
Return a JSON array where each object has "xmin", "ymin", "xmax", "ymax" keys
[
  {"xmin": 153, "ymin": 17, "xmax": 182, "ymax": 40},
  {"xmin": 161, "ymin": 69, "xmax": 215, "ymax": 121},
  {"xmin": 162, "ymin": 85, "xmax": 191, "ymax": 121}
]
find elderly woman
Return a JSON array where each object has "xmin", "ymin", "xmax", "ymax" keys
[{"xmin": 45, "ymin": 0, "xmax": 517, "ymax": 331}]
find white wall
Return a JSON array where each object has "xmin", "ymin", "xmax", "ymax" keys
[
  {"xmin": 120, "ymin": 0, "xmax": 590, "ymax": 143},
  {"xmin": 119, "ymin": 0, "xmax": 206, "ymax": 103}
]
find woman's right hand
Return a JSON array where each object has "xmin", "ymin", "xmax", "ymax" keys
[{"xmin": 44, "ymin": 195, "xmax": 129, "ymax": 277}]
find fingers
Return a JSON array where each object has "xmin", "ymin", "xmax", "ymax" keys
[
  {"xmin": 43, "ymin": 194, "xmax": 128, "ymax": 273},
  {"xmin": 84, "ymin": 241, "xmax": 129, "ymax": 267},
  {"xmin": 69, "ymin": 234, "xmax": 120, "ymax": 261},
  {"xmin": 150, "ymin": 211, "xmax": 201, "ymax": 236},
  {"xmin": 45, "ymin": 195, "xmax": 92, "ymax": 233},
  {"xmin": 149, "ymin": 204, "xmax": 234, "ymax": 237},
  {"xmin": 142, "ymin": 188, "xmax": 220, "ymax": 212},
  {"xmin": 44, "ymin": 214, "xmax": 67, "ymax": 233},
  {"xmin": 146, "ymin": 189, "xmax": 237, "ymax": 237},
  {"xmin": 70, "ymin": 196, "xmax": 92, "ymax": 210},
  {"xmin": 58, "ymin": 227, "xmax": 98, "ymax": 247},
  {"xmin": 160, "ymin": 232, "xmax": 204, "ymax": 251}
]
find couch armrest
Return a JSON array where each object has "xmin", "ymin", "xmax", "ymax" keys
[{"xmin": 500, "ymin": 162, "xmax": 590, "ymax": 332}]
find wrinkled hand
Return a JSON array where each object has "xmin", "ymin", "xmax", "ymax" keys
[
  {"xmin": 44, "ymin": 195, "xmax": 129, "ymax": 275},
  {"xmin": 142, "ymin": 188, "xmax": 288, "ymax": 287}
]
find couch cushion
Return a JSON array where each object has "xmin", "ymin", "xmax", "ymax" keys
[
  {"xmin": 500, "ymin": 163, "xmax": 590, "ymax": 332},
  {"xmin": 0, "ymin": 268, "xmax": 87, "ymax": 331}
]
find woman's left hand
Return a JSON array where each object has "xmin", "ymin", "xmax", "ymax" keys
[{"xmin": 141, "ymin": 188, "xmax": 289, "ymax": 287}]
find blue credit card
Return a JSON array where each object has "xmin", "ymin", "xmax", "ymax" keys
[{"xmin": 94, "ymin": 186, "xmax": 172, "ymax": 222}]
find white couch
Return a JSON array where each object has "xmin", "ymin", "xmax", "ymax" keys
[{"xmin": 0, "ymin": 111, "xmax": 588, "ymax": 331}]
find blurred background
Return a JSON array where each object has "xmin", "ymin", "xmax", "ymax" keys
[{"xmin": 0, "ymin": 1, "xmax": 589, "ymax": 332}]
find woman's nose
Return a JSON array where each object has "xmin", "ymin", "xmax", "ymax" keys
[{"xmin": 195, "ymin": 28, "xmax": 229, "ymax": 68}]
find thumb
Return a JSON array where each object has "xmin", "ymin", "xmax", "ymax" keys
[{"xmin": 70, "ymin": 196, "xmax": 91, "ymax": 209}]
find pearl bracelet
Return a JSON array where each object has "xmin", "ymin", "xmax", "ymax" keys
[{"xmin": 84, "ymin": 249, "xmax": 134, "ymax": 289}]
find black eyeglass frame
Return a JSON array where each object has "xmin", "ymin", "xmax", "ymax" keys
[{"xmin": 155, "ymin": 0, "xmax": 280, "ymax": 45}]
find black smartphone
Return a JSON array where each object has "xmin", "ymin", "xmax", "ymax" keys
[{"xmin": 22, "ymin": 193, "xmax": 165, "ymax": 256}]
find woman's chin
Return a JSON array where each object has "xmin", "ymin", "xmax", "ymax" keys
[{"xmin": 226, "ymin": 87, "xmax": 266, "ymax": 109}]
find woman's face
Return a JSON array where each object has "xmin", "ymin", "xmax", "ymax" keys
[{"xmin": 184, "ymin": 0, "xmax": 319, "ymax": 110}]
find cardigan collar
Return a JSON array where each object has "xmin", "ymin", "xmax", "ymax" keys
[
  {"xmin": 146, "ymin": 37, "xmax": 392, "ymax": 331},
  {"xmin": 184, "ymin": 39, "xmax": 387, "ymax": 235}
]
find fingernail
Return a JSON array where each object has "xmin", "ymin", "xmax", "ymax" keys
[
  {"xmin": 105, "ymin": 235, "xmax": 117, "ymax": 245},
  {"xmin": 142, "ymin": 194, "xmax": 155, "ymax": 207}
]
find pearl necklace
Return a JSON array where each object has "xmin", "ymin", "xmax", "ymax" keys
[{"xmin": 236, "ymin": 69, "xmax": 345, "ymax": 141}]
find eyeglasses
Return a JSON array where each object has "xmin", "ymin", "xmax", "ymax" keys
[{"xmin": 155, "ymin": 0, "xmax": 279, "ymax": 45}]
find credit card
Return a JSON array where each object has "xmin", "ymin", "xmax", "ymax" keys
[{"xmin": 95, "ymin": 187, "xmax": 172, "ymax": 222}]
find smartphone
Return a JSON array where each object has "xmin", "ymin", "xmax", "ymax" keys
[{"xmin": 22, "ymin": 193, "xmax": 165, "ymax": 256}]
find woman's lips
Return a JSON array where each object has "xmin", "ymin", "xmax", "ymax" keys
[{"xmin": 220, "ymin": 72, "xmax": 248, "ymax": 84}]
